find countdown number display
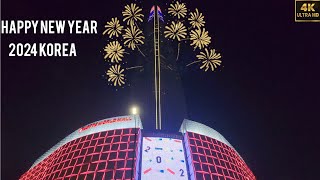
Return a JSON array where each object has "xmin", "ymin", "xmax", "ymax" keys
[{"xmin": 141, "ymin": 137, "xmax": 188, "ymax": 180}]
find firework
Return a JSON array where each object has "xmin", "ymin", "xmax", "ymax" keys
[
  {"xmin": 189, "ymin": 9, "xmax": 205, "ymax": 29},
  {"xmin": 197, "ymin": 48, "xmax": 222, "ymax": 72},
  {"xmin": 190, "ymin": 28, "xmax": 211, "ymax": 49},
  {"xmin": 104, "ymin": 41, "xmax": 125, "ymax": 63},
  {"xmin": 103, "ymin": 17, "xmax": 123, "ymax": 38},
  {"xmin": 122, "ymin": 3, "xmax": 144, "ymax": 26},
  {"xmin": 106, "ymin": 64, "xmax": 125, "ymax": 86},
  {"xmin": 123, "ymin": 24, "xmax": 145, "ymax": 50},
  {"xmin": 102, "ymin": 1, "xmax": 223, "ymax": 88},
  {"xmin": 164, "ymin": 21, "xmax": 187, "ymax": 41},
  {"xmin": 168, "ymin": 1, "xmax": 187, "ymax": 19}
]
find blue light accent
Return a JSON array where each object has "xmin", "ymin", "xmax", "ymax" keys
[
  {"xmin": 148, "ymin": 11, "xmax": 154, "ymax": 22},
  {"xmin": 157, "ymin": 6, "xmax": 164, "ymax": 22},
  {"xmin": 155, "ymin": 147, "xmax": 163, "ymax": 150},
  {"xmin": 181, "ymin": 160, "xmax": 185, "ymax": 163},
  {"xmin": 158, "ymin": 12, "xmax": 164, "ymax": 22},
  {"xmin": 160, "ymin": 170, "xmax": 164, "ymax": 173},
  {"xmin": 158, "ymin": 11, "xmax": 164, "ymax": 17},
  {"xmin": 148, "ymin": 6, "xmax": 155, "ymax": 22}
]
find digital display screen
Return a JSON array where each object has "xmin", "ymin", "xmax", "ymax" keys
[{"xmin": 141, "ymin": 137, "xmax": 188, "ymax": 179}]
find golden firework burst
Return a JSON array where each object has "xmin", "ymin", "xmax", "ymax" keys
[
  {"xmin": 106, "ymin": 64, "xmax": 125, "ymax": 86},
  {"xmin": 190, "ymin": 28, "xmax": 211, "ymax": 49},
  {"xmin": 104, "ymin": 41, "xmax": 125, "ymax": 63},
  {"xmin": 103, "ymin": 17, "xmax": 123, "ymax": 38},
  {"xmin": 122, "ymin": 3, "xmax": 144, "ymax": 26},
  {"xmin": 123, "ymin": 24, "xmax": 145, "ymax": 50},
  {"xmin": 189, "ymin": 8, "xmax": 205, "ymax": 29},
  {"xmin": 164, "ymin": 21, "xmax": 187, "ymax": 41},
  {"xmin": 168, "ymin": 1, "xmax": 187, "ymax": 19},
  {"xmin": 197, "ymin": 48, "xmax": 222, "ymax": 72}
]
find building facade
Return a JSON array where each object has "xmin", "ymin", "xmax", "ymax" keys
[
  {"xmin": 20, "ymin": 116, "xmax": 255, "ymax": 180},
  {"xmin": 20, "ymin": 116, "xmax": 143, "ymax": 180},
  {"xmin": 180, "ymin": 120, "xmax": 255, "ymax": 180}
]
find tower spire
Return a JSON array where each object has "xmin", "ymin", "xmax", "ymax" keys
[{"xmin": 152, "ymin": 5, "xmax": 162, "ymax": 130}]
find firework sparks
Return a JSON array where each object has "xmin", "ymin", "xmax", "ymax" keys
[
  {"xmin": 190, "ymin": 28, "xmax": 211, "ymax": 49},
  {"xmin": 106, "ymin": 64, "xmax": 125, "ymax": 86},
  {"xmin": 103, "ymin": 17, "xmax": 123, "ymax": 38},
  {"xmin": 123, "ymin": 24, "xmax": 145, "ymax": 50},
  {"xmin": 189, "ymin": 8, "xmax": 205, "ymax": 29},
  {"xmin": 197, "ymin": 48, "xmax": 222, "ymax": 72},
  {"xmin": 168, "ymin": 1, "xmax": 187, "ymax": 19},
  {"xmin": 102, "ymin": 1, "xmax": 223, "ymax": 88},
  {"xmin": 122, "ymin": 3, "xmax": 144, "ymax": 26},
  {"xmin": 164, "ymin": 21, "xmax": 187, "ymax": 41},
  {"xmin": 104, "ymin": 41, "xmax": 125, "ymax": 63}
]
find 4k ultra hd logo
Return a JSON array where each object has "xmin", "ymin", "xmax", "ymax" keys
[{"xmin": 295, "ymin": 0, "xmax": 320, "ymax": 22}]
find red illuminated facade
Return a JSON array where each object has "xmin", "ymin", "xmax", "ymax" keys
[
  {"xmin": 184, "ymin": 132, "xmax": 255, "ymax": 180},
  {"xmin": 20, "ymin": 128, "xmax": 141, "ymax": 180},
  {"xmin": 21, "ymin": 116, "xmax": 255, "ymax": 180}
]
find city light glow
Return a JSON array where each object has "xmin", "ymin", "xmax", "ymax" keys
[{"xmin": 131, "ymin": 106, "xmax": 139, "ymax": 115}]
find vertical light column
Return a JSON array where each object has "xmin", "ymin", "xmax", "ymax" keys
[{"xmin": 154, "ymin": 5, "xmax": 161, "ymax": 130}]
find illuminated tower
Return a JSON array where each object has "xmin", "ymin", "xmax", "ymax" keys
[
  {"xmin": 103, "ymin": 2, "xmax": 221, "ymax": 131},
  {"xmin": 149, "ymin": 5, "xmax": 164, "ymax": 130}
]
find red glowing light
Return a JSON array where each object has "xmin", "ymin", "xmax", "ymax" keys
[
  {"xmin": 145, "ymin": 137, "xmax": 152, "ymax": 141},
  {"xmin": 79, "ymin": 117, "xmax": 132, "ymax": 132},
  {"xmin": 167, "ymin": 168, "xmax": 175, "ymax": 175},
  {"xmin": 20, "ymin": 128, "xmax": 140, "ymax": 180},
  {"xmin": 185, "ymin": 132, "xmax": 255, "ymax": 180},
  {"xmin": 143, "ymin": 168, "xmax": 152, "ymax": 174}
]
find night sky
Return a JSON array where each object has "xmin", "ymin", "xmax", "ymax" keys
[{"xmin": 2, "ymin": 0, "xmax": 320, "ymax": 179}]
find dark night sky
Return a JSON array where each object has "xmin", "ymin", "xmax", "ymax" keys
[{"xmin": 2, "ymin": 0, "xmax": 320, "ymax": 179}]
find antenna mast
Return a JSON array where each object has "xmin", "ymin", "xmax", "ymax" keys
[{"xmin": 153, "ymin": 5, "xmax": 162, "ymax": 130}]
